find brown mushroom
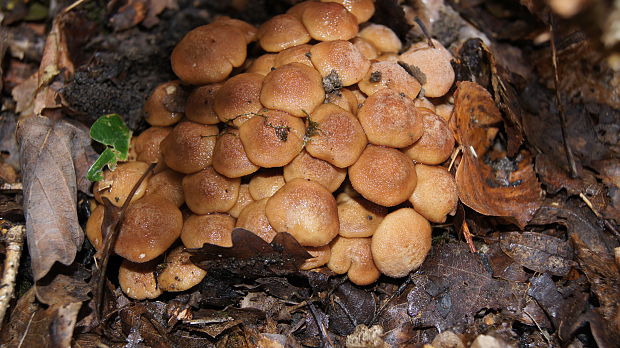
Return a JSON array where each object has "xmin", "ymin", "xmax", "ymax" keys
[
  {"xmin": 301, "ymin": 2, "xmax": 359, "ymax": 41},
  {"xmin": 160, "ymin": 121, "xmax": 218, "ymax": 174},
  {"xmin": 182, "ymin": 166, "xmax": 241, "ymax": 214},
  {"xmin": 212, "ymin": 128, "xmax": 260, "ymax": 178},
  {"xmin": 371, "ymin": 208, "xmax": 431, "ymax": 278},
  {"xmin": 133, "ymin": 127, "xmax": 172, "ymax": 164},
  {"xmin": 357, "ymin": 88, "xmax": 424, "ymax": 148},
  {"xmin": 115, "ymin": 194, "xmax": 183, "ymax": 263},
  {"xmin": 283, "ymin": 150, "xmax": 346, "ymax": 192},
  {"xmin": 399, "ymin": 46, "xmax": 455, "ymax": 98},
  {"xmin": 238, "ymin": 109, "xmax": 306, "ymax": 167},
  {"xmin": 212, "ymin": 16, "xmax": 257, "ymax": 43},
  {"xmin": 325, "ymin": 87, "xmax": 360, "ymax": 114},
  {"xmin": 358, "ymin": 24, "xmax": 402, "ymax": 53},
  {"xmin": 402, "ymin": 108, "xmax": 455, "ymax": 165},
  {"xmin": 434, "ymin": 103, "xmax": 454, "ymax": 122},
  {"xmin": 157, "ymin": 246, "xmax": 207, "ymax": 292},
  {"xmin": 260, "ymin": 62, "xmax": 325, "ymax": 117},
  {"xmin": 409, "ymin": 164, "xmax": 458, "ymax": 223},
  {"xmin": 310, "ymin": 40, "xmax": 370, "ymax": 86},
  {"xmin": 94, "ymin": 161, "xmax": 151, "ymax": 207},
  {"xmin": 358, "ymin": 61, "xmax": 421, "ymax": 99},
  {"xmin": 171, "ymin": 24, "xmax": 247, "ymax": 84},
  {"xmin": 85, "ymin": 204, "xmax": 104, "ymax": 251},
  {"xmin": 144, "ymin": 80, "xmax": 186, "ymax": 126},
  {"xmin": 181, "ymin": 213, "xmax": 235, "ymax": 248},
  {"xmin": 257, "ymin": 14, "xmax": 311, "ymax": 52},
  {"xmin": 274, "ymin": 44, "xmax": 313, "ymax": 68},
  {"xmin": 265, "ymin": 178, "xmax": 339, "ymax": 247},
  {"xmin": 229, "ymin": 184, "xmax": 255, "ymax": 218},
  {"xmin": 414, "ymin": 96, "xmax": 436, "ymax": 112},
  {"xmin": 246, "ymin": 54, "xmax": 277, "ymax": 76},
  {"xmin": 328, "ymin": 236, "xmax": 380, "ymax": 285},
  {"xmin": 300, "ymin": 245, "xmax": 331, "ymax": 270},
  {"xmin": 305, "ymin": 103, "xmax": 368, "ymax": 168},
  {"xmin": 351, "ymin": 37, "xmax": 379, "ymax": 60},
  {"xmin": 337, "ymin": 192, "xmax": 387, "ymax": 238},
  {"xmin": 348, "ymin": 145, "xmax": 417, "ymax": 206},
  {"xmin": 321, "ymin": 0, "xmax": 375, "ymax": 23},
  {"xmin": 236, "ymin": 198, "xmax": 278, "ymax": 243},
  {"xmin": 214, "ymin": 72, "xmax": 264, "ymax": 127},
  {"xmin": 248, "ymin": 169, "xmax": 286, "ymax": 200},
  {"xmin": 119, "ymin": 259, "xmax": 163, "ymax": 300},
  {"xmin": 287, "ymin": 1, "xmax": 316, "ymax": 20},
  {"xmin": 185, "ymin": 83, "xmax": 222, "ymax": 125},
  {"xmin": 144, "ymin": 168, "xmax": 185, "ymax": 207}
]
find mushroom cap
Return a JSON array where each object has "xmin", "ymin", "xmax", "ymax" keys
[
  {"xmin": 375, "ymin": 53, "xmax": 399, "ymax": 62},
  {"xmin": 144, "ymin": 168, "xmax": 185, "ymax": 207},
  {"xmin": 409, "ymin": 164, "xmax": 458, "ymax": 223},
  {"xmin": 119, "ymin": 259, "xmax": 163, "ymax": 300},
  {"xmin": 348, "ymin": 145, "xmax": 417, "ymax": 206},
  {"xmin": 85, "ymin": 204, "xmax": 104, "ymax": 251},
  {"xmin": 399, "ymin": 46, "xmax": 455, "ymax": 98},
  {"xmin": 248, "ymin": 169, "xmax": 286, "ymax": 200},
  {"xmin": 402, "ymin": 108, "xmax": 455, "ymax": 165},
  {"xmin": 337, "ymin": 192, "xmax": 387, "ymax": 238},
  {"xmin": 414, "ymin": 96, "xmax": 436, "ymax": 112},
  {"xmin": 434, "ymin": 103, "xmax": 454, "ymax": 122},
  {"xmin": 134, "ymin": 127, "xmax": 172, "ymax": 164},
  {"xmin": 212, "ymin": 128, "xmax": 260, "ymax": 178},
  {"xmin": 409, "ymin": 39, "xmax": 453, "ymax": 61},
  {"xmin": 238, "ymin": 109, "xmax": 306, "ymax": 168},
  {"xmin": 371, "ymin": 208, "xmax": 431, "ymax": 278},
  {"xmin": 246, "ymin": 54, "xmax": 277, "ymax": 76},
  {"xmin": 351, "ymin": 37, "xmax": 379, "ymax": 60},
  {"xmin": 171, "ymin": 24, "xmax": 247, "ymax": 85},
  {"xmin": 115, "ymin": 195, "xmax": 183, "ymax": 263},
  {"xmin": 358, "ymin": 88, "xmax": 424, "ymax": 148},
  {"xmin": 265, "ymin": 178, "xmax": 339, "ymax": 247},
  {"xmin": 160, "ymin": 121, "xmax": 218, "ymax": 174},
  {"xmin": 321, "ymin": 0, "xmax": 375, "ymax": 23},
  {"xmin": 358, "ymin": 24, "xmax": 402, "ymax": 53},
  {"xmin": 274, "ymin": 44, "xmax": 314, "ymax": 68},
  {"xmin": 305, "ymin": 103, "xmax": 367, "ymax": 168},
  {"xmin": 300, "ymin": 245, "xmax": 331, "ymax": 270},
  {"xmin": 325, "ymin": 87, "xmax": 360, "ymax": 114},
  {"xmin": 94, "ymin": 161, "xmax": 151, "ymax": 207},
  {"xmin": 257, "ymin": 14, "xmax": 311, "ymax": 52},
  {"xmin": 182, "ymin": 166, "xmax": 241, "ymax": 214},
  {"xmin": 212, "ymin": 16, "xmax": 257, "ymax": 43},
  {"xmin": 144, "ymin": 80, "xmax": 186, "ymax": 126},
  {"xmin": 157, "ymin": 246, "xmax": 207, "ymax": 292},
  {"xmin": 301, "ymin": 2, "xmax": 359, "ymax": 41},
  {"xmin": 283, "ymin": 150, "xmax": 346, "ymax": 192},
  {"xmin": 181, "ymin": 213, "xmax": 235, "ymax": 248},
  {"xmin": 328, "ymin": 236, "xmax": 380, "ymax": 285},
  {"xmin": 358, "ymin": 61, "xmax": 421, "ymax": 99},
  {"xmin": 185, "ymin": 83, "xmax": 222, "ymax": 125},
  {"xmin": 214, "ymin": 73, "xmax": 264, "ymax": 127},
  {"xmin": 260, "ymin": 62, "xmax": 325, "ymax": 117},
  {"xmin": 310, "ymin": 40, "xmax": 370, "ymax": 86},
  {"xmin": 287, "ymin": 1, "xmax": 316, "ymax": 20},
  {"xmin": 229, "ymin": 183, "xmax": 255, "ymax": 218},
  {"xmin": 236, "ymin": 198, "xmax": 278, "ymax": 243}
]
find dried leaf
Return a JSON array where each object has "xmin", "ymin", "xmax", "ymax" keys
[
  {"xmin": 500, "ymin": 232, "xmax": 575, "ymax": 276},
  {"xmin": 109, "ymin": 0, "xmax": 148, "ymax": 32},
  {"xmin": 16, "ymin": 302, "xmax": 82, "ymax": 348},
  {"xmin": 17, "ymin": 116, "xmax": 97, "ymax": 281},
  {"xmin": 35, "ymin": 264, "xmax": 91, "ymax": 305},
  {"xmin": 143, "ymin": 0, "xmax": 179, "ymax": 28}
]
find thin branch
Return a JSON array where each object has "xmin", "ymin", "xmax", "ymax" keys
[
  {"xmin": 414, "ymin": 17, "xmax": 435, "ymax": 48},
  {"xmin": 0, "ymin": 224, "xmax": 26, "ymax": 330}
]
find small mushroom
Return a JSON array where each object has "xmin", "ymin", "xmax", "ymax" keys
[
  {"xmin": 348, "ymin": 145, "xmax": 417, "ymax": 206},
  {"xmin": 310, "ymin": 40, "xmax": 370, "ymax": 86},
  {"xmin": 434, "ymin": 103, "xmax": 454, "ymax": 122},
  {"xmin": 409, "ymin": 164, "xmax": 458, "ymax": 223},
  {"xmin": 328, "ymin": 236, "xmax": 380, "ymax": 286},
  {"xmin": 337, "ymin": 192, "xmax": 387, "ymax": 238},
  {"xmin": 133, "ymin": 127, "xmax": 172, "ymax": 165},
  {"xmin": 300, "ymin": 245, "xmax": 331, "ymax": 270},
  {"xmin": 246, "ymin": 54, "xmax": 277, "ymax": 75},
  {"xmin": 212, "ymin": 16, "xmax": 257, "ymax": 43},
  {"xmin": 229, "ymin": 184, "xmax": 255, "ymax": 218},
  {"xmin": 371, "ymin": 208, "xmax": 431, "ymax": 278},
  {"xmin": 214, "ymin": 72, "xmax": 264, "ymax": 127},
  {"xmin": 212, "ymin": 128, "xmax": 260, "ymax": 178},
  {"xmin": 257, "ymin": 14, "xmax": 311, "ymax": 52},
  {"xmin": 286, "ymin": 1, "xmax": 316, "ymax": 20},
  {"xmin": 160, "ymin": 121, "xmax": 219, "ymax": 174},
  {"xmin": 351, "ymin": 37, "xmax": 379, "ymax": 60},
  {"xmin": 305, "ymin": 103, "xmax": 368, "ymax": 168},
  {"xmin": 238, "ymin": 109, "xmax": 306, "ymax": 167},
  {"xmin": 358, "ymin": 61, "xmax": 421, "ymax": 99},
  {"xmin": 94, "ymin": 161, "xmax": 151, "ymax": 207},
  {"xmin": 260, "ymin": 62, "xmax": 325, "ymax": 117},
  {"xmin": 85, "ymin": 204, "xmax": 104, "ymax": 251},
  {"xmin": 325, "ymin": 87, "xmax": 360, "ymax": 114},
  {"xmin": 321, "ymin": 0, "xmax": 375, "ymax": 24},
  {"xmin": 144, "ymin": 81, "xmax": 186, "ymax": 126},
  {"xmin": 274, "ymin": 44, "xmax": 314, "ymax": 68},
  {"xmin": 358, "ymin": 24, "xmax": 402, "ymax": 53},
  {"xmin": 185, "ymin": 83, "xmax": 222, "ymax": 125},
  {"xmin": 182, "ymin": 166, "xmax": 241, "ymax": 214},
  {"xmin": 402, "ymin": 108, "xmax": 455, "ymax": 165},
  {"xmin": 144, "ymin": 168, "xmax": 185, "ymax": 207},
  {"xmin": 399, "ymin": 45, "xmax": 455, "ymax": 98},
  {"xmin": 157, "ymin": 246, "xmax": 207, "ymax": 292},
  {"xmin": 357, "ymin": 88, "xmax": 424, "ymax": 148},
  {"xmin": 181, "ymin": 213, "xmax": 235, "ymax": 248},
  {"xmin": 248, "ymin": 169, "xmax": 286, "ymax": 200},
  {"xmin": 414, "ymin": 96, "xmax": 436, "ymax": 112},
  {"xmin": 265, "ymin": 178, "xmax": 339, "ymax": 247},
  {"xmin": 119, "ymin": 259, "xmax": 163, "ymax": 300},
  {"xmin": 301, "ymin": 2, "xmax": 359, "ymax": 41},
  {"xmin": 236, "ymin": 198, "xmax": 278, "ymax": 243},
  {"xmin": 283, "ymin": 150, "xmax": 347, "ymax": 192},
  {"xmin": 115, "ymin": 195, "xmax": 183, "ymax": 263}
]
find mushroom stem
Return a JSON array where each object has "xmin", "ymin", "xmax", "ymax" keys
[{"xmin": 413, "ymin": 17, "xmax": 435, "ymax": 49}]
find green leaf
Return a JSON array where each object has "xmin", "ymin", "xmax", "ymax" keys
[{"xmin": 86, "ymin": 114, "xmax": 132, "ymax": 182}]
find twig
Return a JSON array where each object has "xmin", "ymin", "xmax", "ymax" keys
[
  {"xmin": 462, "ymin": 220, "xmax": 477, "ymax": 253},
  {"xmin": 549, "ymin": 13, "xmax": 579, "ymax": 179},
  {"xmin": 413, "ymin": 17, "xmax": 435, "ymax": 48},
  {"xmin": 579, "ymin": 193, "xmax": 620, "ymax": 240},
  {"xmin": 308, "ymin": 302, "xmax": 335, "ymax": 348},
  {"xmin": 371, "ymin": 275, "xmax": 413, "ymax": 325},
  {"xmin": 0, "ymin": 224, "xmax": 25, "ymax": 330}
]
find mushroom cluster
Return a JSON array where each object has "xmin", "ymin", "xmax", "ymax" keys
[{"xmin": 87, "ymin": 0, "xmax": 459, "ymax": 297}]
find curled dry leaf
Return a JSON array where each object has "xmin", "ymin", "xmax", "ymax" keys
[
  {"xmin": 500, "ymin": 231, "xmax": 575, "ymax": 276},
  {"xmin": 453, "ymin": 81, "xmax": 542, "ymax": 228},
  {"xmin": 17, "ymin": 116, "xmax": 97, "ymax": 281}
]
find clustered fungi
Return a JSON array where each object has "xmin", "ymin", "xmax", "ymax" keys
[{"xmin": 87, "ymin": 0, "xmax": 459, "ymax": 299}]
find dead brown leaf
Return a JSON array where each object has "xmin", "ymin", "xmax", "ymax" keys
[
  {"xmin": 17, "ymin": 116, "xmax": 97, "ymax": 281},
  {"xmin": 500, "ymin": 231, "xmax": 575, "ymax": 276},
  {"xmin": 14, "ymin": 301, "xmax": 82, "ymax": 348}
]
